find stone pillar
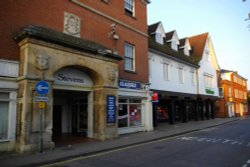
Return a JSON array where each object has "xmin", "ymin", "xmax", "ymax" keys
[
  {"xmin": 92, "ymin": 86, "xmax": 118, "ymax": 140},
  {"xmin": 16, "ymin": 79, "xmax": 54, "ymax": 153}
]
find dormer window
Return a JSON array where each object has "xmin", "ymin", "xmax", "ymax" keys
[
  {"xmin": 172, "ymin": 41, "xmax": 178, "ymax": 51},
  {"xmin": 184, "ymin": 48, "xmax": 190, "ymax": 56},
  {"xmin": 156, "ymin": 33, "xmax": 163, "ymax": 44},
  {"xmin": 166, "ymin": 31, "xmax": 179, "ymax": 51}
]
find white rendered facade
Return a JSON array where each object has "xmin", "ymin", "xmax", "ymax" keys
[
  {"xmin": 196, "ymin": 36, "xmax": 220, "ymax": 97},
  {"xmin": 149, "ymin": 50, "xmax": 198, "ymax": 95}
]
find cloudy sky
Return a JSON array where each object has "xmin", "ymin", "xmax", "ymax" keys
[{"xmin": 147, "ymin": 0, "xmax": 250, "ymax": 89}]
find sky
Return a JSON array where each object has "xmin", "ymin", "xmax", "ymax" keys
[{"xmin": 147, "ymin": 0, "xmax": 250, "ymax": 89}]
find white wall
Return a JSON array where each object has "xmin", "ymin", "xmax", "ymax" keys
[
  {"xmin": 0, "ymin": 59, "xmax": 19, "ymax": 77},
  {"xmin": 197, "ymin": 38, "xmax": 219, "ymax": 97},
  {"xmin": 149, "ymin": 51, "xmax": 198, "ymax": 95}
]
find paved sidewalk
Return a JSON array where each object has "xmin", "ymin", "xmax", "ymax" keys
[{"xmin": 0, "ymin": 117, "xmax": 245, "ymax": 167}]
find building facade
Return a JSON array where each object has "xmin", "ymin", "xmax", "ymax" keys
[
  {"xmin": 148, "ymin": 22, "xmax": 200, "ymax": 125},
  {"xmin": 0, "ymin": 0, "xmax": 151, "ymax": 153},
  {"xmin": 217, "ymin": 70, "xmax": 248, "ymax": 117},
  {"xmin": 148, "ymin": 23, "xmax": 221, "ymax": 126},
  {"xmin": 188, "ymin": 33, "xmax": 220, "ymax": 120}
]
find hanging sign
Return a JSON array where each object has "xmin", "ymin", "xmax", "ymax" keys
[
  {"xmin": 106, "ymin": 95, "xmax": 116, "ymax": 124},
  {"xmin": 152, "ymin": 92, "xmax": 159, "ymax": 102}
]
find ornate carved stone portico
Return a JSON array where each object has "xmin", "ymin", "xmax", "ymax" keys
[{"xmin": 15, "ymin": 25, "xmax": 122, "ymax": 153}]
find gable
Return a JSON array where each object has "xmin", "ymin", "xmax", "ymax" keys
[{"xmin": 207, "ymin": 36, "xmax": 220, "ymax": 70}]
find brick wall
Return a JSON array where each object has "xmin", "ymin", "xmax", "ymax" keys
[{"xmin": 0, "ymin": 0, "xmax": 148, "ymax": 82}]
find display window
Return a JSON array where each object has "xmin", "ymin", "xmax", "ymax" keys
[{"xmin": 118, "ymin": 99, "xmax": 142, "ymax": 128}]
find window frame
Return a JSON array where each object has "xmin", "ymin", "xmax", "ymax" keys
[
  {"xmin": 191, "ymin": 71, "xmax": 196, "ymax": 85},
  {"xmin": 124, "ymin": 0, "xmax": 135, "ymax": 16},
  {"xmin": 124, "ymin": 43, "xmax": 135, "ymax": 72},
  {"xmin": 178, "ymin": 67, "xmax": 184, "ymax": 84},
  {"xmin": 163, "ymin": 63, "xmax": 170, "ymax": 81},
  {"xmin": 118, "ymin": 98, "xmax": 142, "ymax": 128},
  {"xmin": 0, "ymin": 92, "xmax": 10, "ymax": 141}
]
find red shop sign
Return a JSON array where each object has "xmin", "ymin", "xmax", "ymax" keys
[{"xmin": 152, "ymin": 92, "xmax": 158, "ymax": 102}]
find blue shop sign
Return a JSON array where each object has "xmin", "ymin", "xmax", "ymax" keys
[
  {"xmin": 106, "ymin": 95, "xmax": 116, "ymax": 124},
  {"xmin": 118, "ymin": 80, "xmax": 141, "ymax": 90}
]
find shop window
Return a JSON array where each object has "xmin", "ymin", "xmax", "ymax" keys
[
  {"xmin": 118, "ymin": 99, "xmax": 142, "ymax": 128},
  {"xmin": 0, "ymin": 93, "xmax": 9, "ymax": 140}
]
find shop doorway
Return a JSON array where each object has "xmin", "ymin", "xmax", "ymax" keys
[{"xmin": 52, "ymin": 89, "xmax": 92, "ymax": 146}]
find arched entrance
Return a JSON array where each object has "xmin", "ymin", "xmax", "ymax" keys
[
  {"xmin": 52, "ymin": 67, "xmax": 94, "ymax": 146},
  {"xmin": 15, "ymin": 25, "xmax": 122, "ymax": 152}
]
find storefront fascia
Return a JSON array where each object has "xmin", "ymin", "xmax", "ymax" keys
[{"xmin": 118, "ymin": 79, "xmax": 153, "ymax": 134}]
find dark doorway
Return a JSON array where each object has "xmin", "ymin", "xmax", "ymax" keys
[
  {"xmin": 53, "ymin": 105, "xmax": 62, "ymax": 135},
  {"xmin": 53, "ymin": 89, "xmax": 89, "ymax": 147}
]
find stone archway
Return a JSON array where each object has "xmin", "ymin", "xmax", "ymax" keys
[{"xmin": 15, "ymin": 25, "xmax": 122, "ymax": 153}]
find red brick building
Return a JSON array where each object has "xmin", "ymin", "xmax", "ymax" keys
[
  {"xmin": 0, "ymin": 0, "xmax": 152, "ymax": 153},
  {"xmin": 217, "ymin": 69, "xmax": 248, "ymax": 117}
]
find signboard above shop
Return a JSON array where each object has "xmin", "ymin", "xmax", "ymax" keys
[
  {"xmin": 118, "ymin": 79, "xmax": 141, "ymax": 90},
  {"xmin": 54, "ymin": 68, "xmax": 93, "ymax": 87}
]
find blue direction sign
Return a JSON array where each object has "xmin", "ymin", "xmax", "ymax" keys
[{"xmin": 36, "ymin": 80, "xmax": 49, "ymax": 95}]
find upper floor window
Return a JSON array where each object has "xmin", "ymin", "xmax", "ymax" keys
[
  {"xmin": 243, "ymin": 80, "xmax": 246, "ymax": 86},
  {"xmin": 228, "ymin": 87, "xmax": 232, "ymax": 97},
  {"xmin": 204, "ymin": 74, "xmax": 213, "ymax": 88},
  {"xmin": 178, "ymin": 67, "xmax": 184, "ymax": 83},
  {"xmin": 124, "ymin": 43, "xmax": 135, "ymax": 71},
  {"xmin": 235, "ymin": 89, "xmax": 239, "ymax": 98},
  {"xmin": 233, "ymin": 76, "xmax": 237, "ymax": 83},
  {"xmin": 163, "ymin": 63, "xmax": 170, "ymax": 81},
  {"xmin": 219, "ymin": 87, "xmax": 224, "ymax": 97},
  {"xmin": 191, "ymin": 71, "xmax": 196, "ymax": 85},
  {"xmin": 125, "ymin": 0, "xmax": 134, "ymax": 16}
]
